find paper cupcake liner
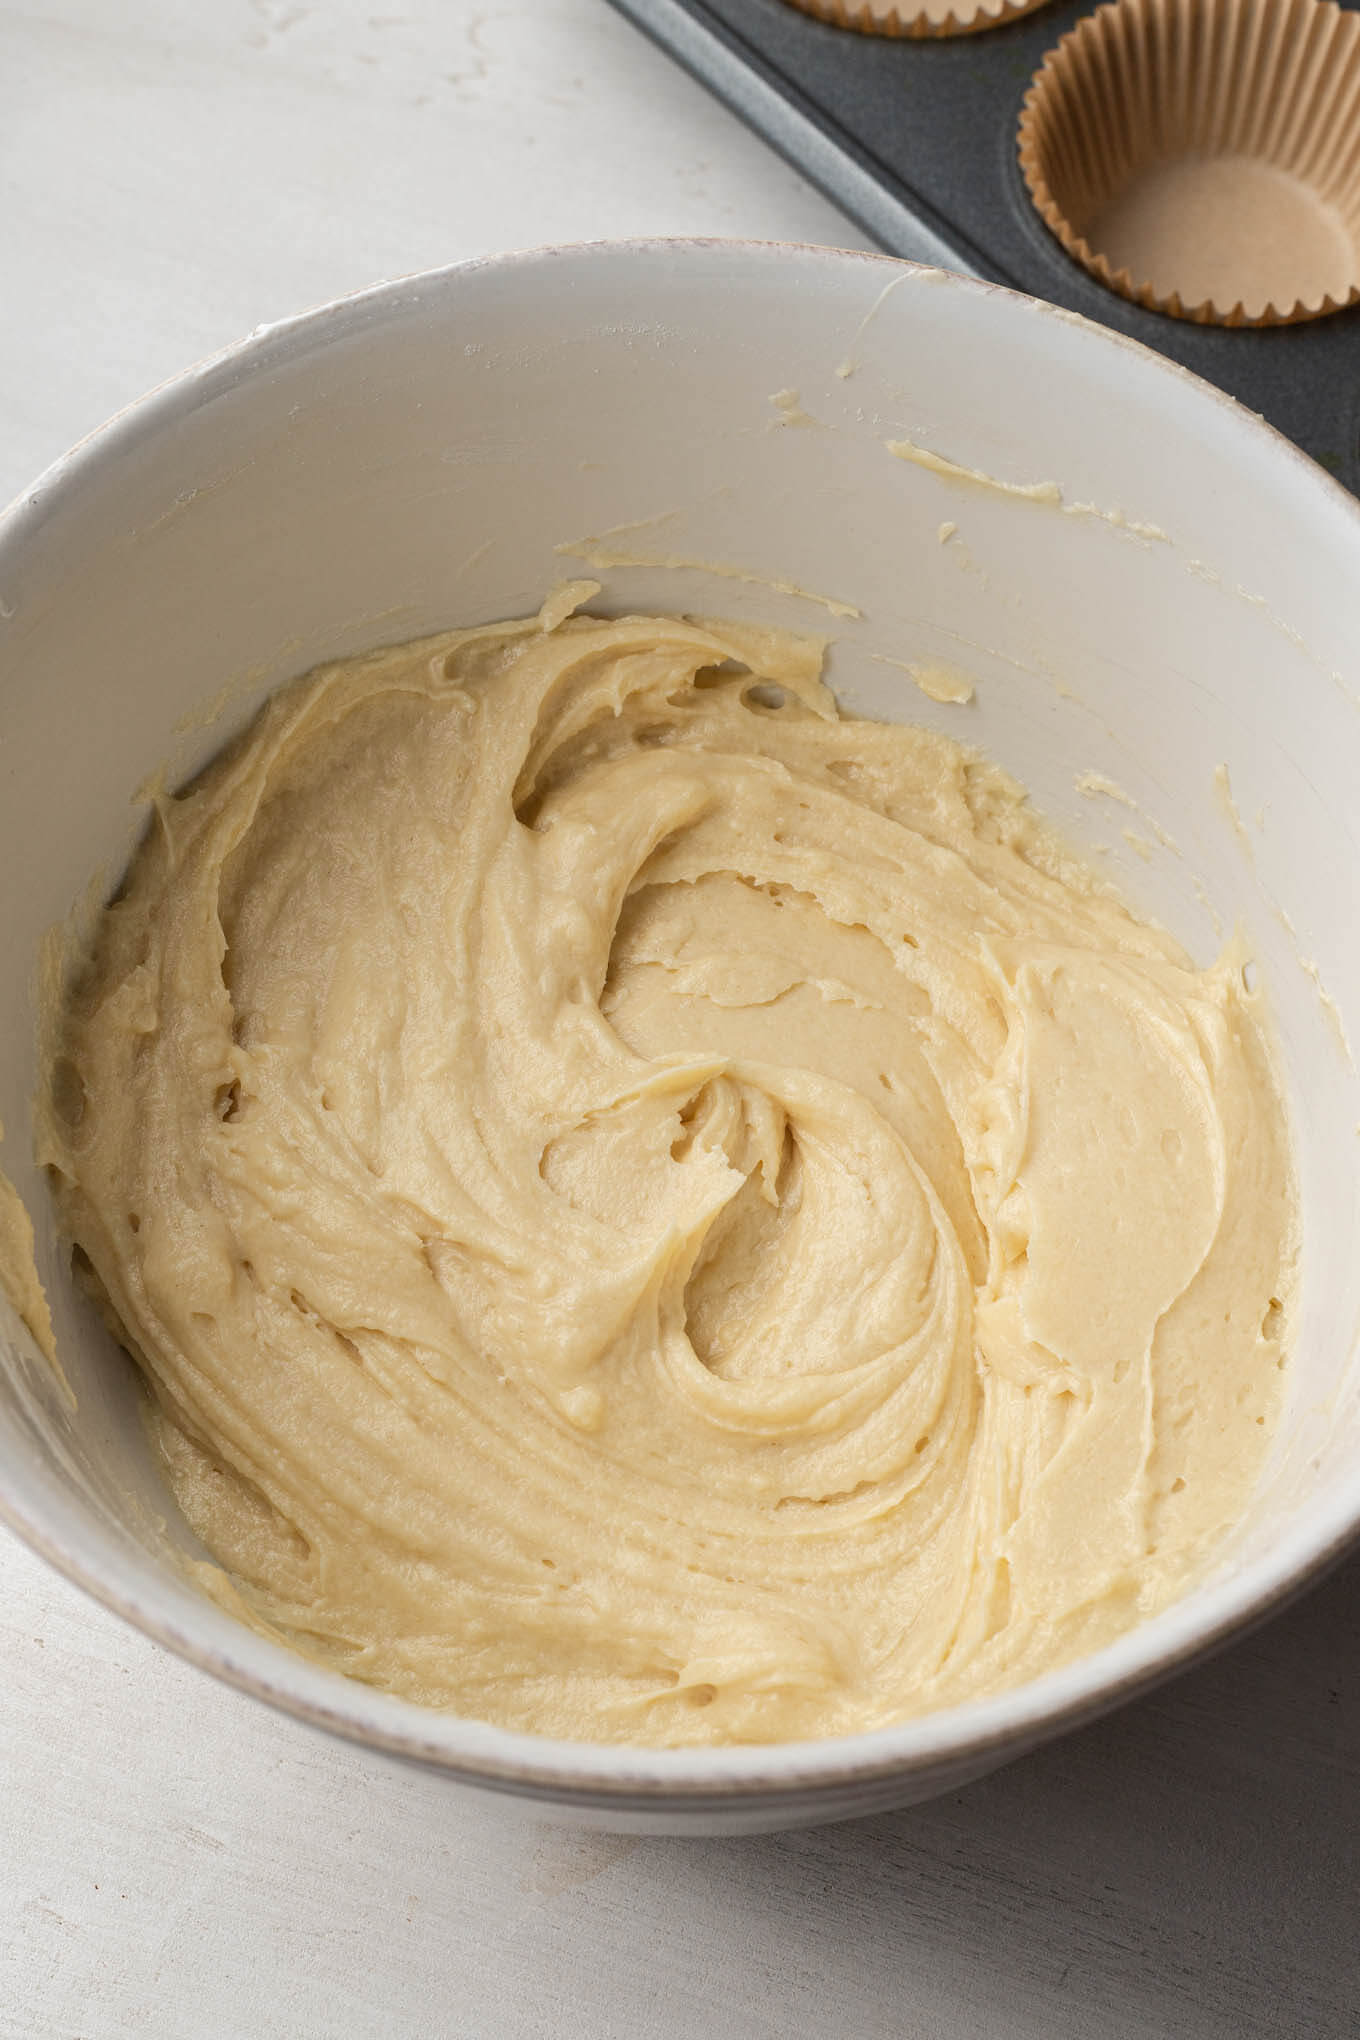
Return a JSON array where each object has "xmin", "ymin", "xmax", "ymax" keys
[
  {"xmin": 1017, "ymin": 0, "xmax": 1360, "ymax": 326},
  {"xmin": 783, "ymin": 0, "xmax": 1053, "ymax": 43}
]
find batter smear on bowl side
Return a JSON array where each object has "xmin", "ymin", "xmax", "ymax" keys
[{"xmin": 41, "ymin": 601, "xmax": 1296, "ymax": 1745}]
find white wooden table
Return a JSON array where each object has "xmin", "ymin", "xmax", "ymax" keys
[{"xmin": 1, "ymin": 4, "xmax": 1356, "ymax": 2032}]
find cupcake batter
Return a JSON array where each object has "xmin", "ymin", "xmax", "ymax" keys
[{"xmin": 42, "ymin": 603, "xmax": 1296, "ymax": 1745}]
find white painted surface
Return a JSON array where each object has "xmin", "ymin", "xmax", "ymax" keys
[{"xmin": 0, "ymin": 2, "xmax": 1356, "ymax": 2032}]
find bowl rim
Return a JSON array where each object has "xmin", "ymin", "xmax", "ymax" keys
[{"xmin": 3, "ymin": 235, "xmax": 1359, "ymax": 1807}]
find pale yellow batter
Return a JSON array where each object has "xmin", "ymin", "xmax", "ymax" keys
[{"xmin": 41, "ymin": 603, "xmax": 1296, "ymax": 1745}]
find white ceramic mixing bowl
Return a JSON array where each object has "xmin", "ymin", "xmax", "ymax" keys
[{"xmin": 2, "ymin": 241, "xmax": 1359, "ymax": 1835}]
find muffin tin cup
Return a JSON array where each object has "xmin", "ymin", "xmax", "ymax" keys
[
  {"xmin": 783, "ymin": 0, "xmax": 1053, "ymax": 44},
  {"xmin": 1018, "ymin": 0, "xmax": 1360, "ymax": 326}
]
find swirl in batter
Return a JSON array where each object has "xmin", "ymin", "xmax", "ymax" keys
[{"xmin": 43, "ymin": 603, "xmax": 1296, "ymax": 1744}]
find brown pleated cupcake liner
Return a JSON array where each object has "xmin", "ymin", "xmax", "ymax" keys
[
  {"xmin": 783, "ymin": 0, "xmax": 1053, "ymax": 43},
  {"xmin": 1017, "ymin": 0, "xmax": 1360, "ymax": 326}
]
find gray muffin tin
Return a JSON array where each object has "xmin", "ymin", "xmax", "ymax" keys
[{"xmin": 607, "ymin": 0, "xmax": 1360, "ymax": 497}]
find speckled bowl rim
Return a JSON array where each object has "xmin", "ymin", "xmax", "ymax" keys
[{"xmin": 3, "ymin": 239, "xmax": 1360, "ymax": 1812}]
